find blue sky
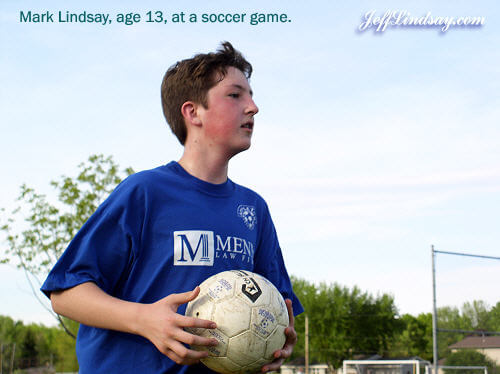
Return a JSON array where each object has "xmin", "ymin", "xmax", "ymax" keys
[{"xmin": 1, "ymin": 0, "xmax": 499, "ymax": 326}]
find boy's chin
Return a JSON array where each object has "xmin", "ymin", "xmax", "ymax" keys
[{"xmin": 229, "ymin": 142, "xmax": 252, "ymax": 158}]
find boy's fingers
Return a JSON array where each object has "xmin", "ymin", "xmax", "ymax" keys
[
  {"xmin": 166, "ymin": 287, "xmax": 200, "ymax": 307},
  {"xmin": 261, "ymin": 299, "xmax": 297, "ymax": 373},
  {"xmin": 164, "ymin": 342, "xmax": 209, "ymax": 365},
  {"xmin": 280, "ymin": 341, "xmax": 294, "ymax": 357},
  {"xmin": 189, "ymin": 286, "xmax": 201, "ymax": 300},
  {"xmin": 179, "ymin": 314, "xmax": 217, "ymax": 329},
  {"xmin": 285, "ymin": 298, "xmax": 294, "ymax": 325},
  {"xmin": 284, "ymin": 325, "xmax": 297, "ymax": 345},
  {"xmin": 176, "ymin": 329, "xmax": 218, "ymax": 347},
  {"xmin": 262, "ymin": 358, "xmax": 285, "ymax": 373}
]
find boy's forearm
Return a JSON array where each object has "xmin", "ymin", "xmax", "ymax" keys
[
  {"xmin": 50, "ymin": 282, "xmax": 143, "ymax": 335},
  {"xmin": 51, "ymin": 283, "xmax": 219, "ymax": 365}
]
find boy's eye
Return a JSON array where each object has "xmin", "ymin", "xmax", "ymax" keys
[{"xmin": 229, "ymin": 93, "xmax": 240, "ymax": 98}]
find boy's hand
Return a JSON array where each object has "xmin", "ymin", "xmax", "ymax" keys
[
  {"xmin": 139, "ymin": 287, "xmax": 218, "ymax": 365},
  {"xmin": 261, "ymin": 298, "xmax": 297, "ymax": 373}
]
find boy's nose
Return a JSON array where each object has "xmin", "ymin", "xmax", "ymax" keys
[{"xmin": 247, "ymin": 98, "xmax": 259, "ymax": 115}]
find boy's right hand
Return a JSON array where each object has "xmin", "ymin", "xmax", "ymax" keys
[{"xmin": 138, "ymin": 286, "xmax": 218, "ymax": 365}]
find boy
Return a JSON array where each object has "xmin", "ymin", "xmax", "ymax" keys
[{"xmin": 41, "ymin": 42, "xmax": 303, "ymax": 373}]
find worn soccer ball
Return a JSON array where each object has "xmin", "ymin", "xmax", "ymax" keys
[{"xmin": 185, "ymin": 270, "xmax": 289, "ymax": 374}]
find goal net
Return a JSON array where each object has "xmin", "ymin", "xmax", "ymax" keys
[{"xmin": 343, "ymin": 360, "xmax": 432, "ymax": 374}]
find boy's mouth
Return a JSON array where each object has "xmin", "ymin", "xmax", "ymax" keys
[{"xmin": 241, "ymin": 121, "xmax": 254, "ymax": 130}]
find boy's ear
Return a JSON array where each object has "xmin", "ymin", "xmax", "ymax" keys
[{"xmin": 181, "ymin": 101, "xmax": 202, "ymax": 127}]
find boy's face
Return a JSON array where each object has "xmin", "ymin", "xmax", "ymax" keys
[{"xmin": 196, "ymin": 66, "xmax": 259, "ymax": 158}]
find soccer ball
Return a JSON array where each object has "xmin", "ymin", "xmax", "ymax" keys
[{"xmin": 185, "ymin": 270, "xmax": 289, "ymax": 374}]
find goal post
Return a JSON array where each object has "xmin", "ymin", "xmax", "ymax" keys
[
  {"xmin": 439, "ymin": 366, "xmax": 488, "ymax": 374},
  {"xmin": 343, "ymin": 360, "xmax": 488, "ymax": 374},
  {"xmin": 343, "ymin": 360, "xmax": 431, "ymax": 374},
  {"xmin": 431, "ymin": 246, "xmax": 500, "ymax": 374}
]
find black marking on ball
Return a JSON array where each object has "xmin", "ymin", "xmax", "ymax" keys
[
  {"xmin": 233, "ymin": 270, "xmax": 249, "ymax": 277},
  {"xmin": 241, "ymin": 277, "xmax": 262, "ymax": 303}
]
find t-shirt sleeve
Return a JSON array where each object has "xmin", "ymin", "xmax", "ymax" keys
[
  {"xmin": 253, "ymin": 202, "xmax": 304, "ymax": 316},
  {"xmin": 40, "ymin": 176, "xmax": 145, "ymax": 299}
]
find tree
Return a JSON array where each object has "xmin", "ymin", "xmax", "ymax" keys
[
  {"xmin": 444, "ymin": 349, "xmax": 498, "ymax": 374},
  {"xmin": 390, "ymin": 312, "xmax": 433, "ymax": 361},
  {"xmin": 19, "ymin": 327, "xmax": 38, "ymax": 369},
  {"xmin": 291, "ymin": 277, "xmax": 401, "ymax": 369},
  {"xmin": 436, "ymin": 301, "xmax": 500, "ymax": 358},
  {"xmin": 0, "ymin": 315, "xmax": 78, "ymax": 371},
  {"xmin": 461, "ymin": 300, "xmax": 494, "ymax": 332},
  {"xmin": 1, "ymin": 155, "xmax": 134, "ymax": 336},
  {"xmin": 489, "ymin": 302, "xmax": 500, "ymax": 332}
]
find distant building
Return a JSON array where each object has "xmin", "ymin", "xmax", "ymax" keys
[{"xmin": 449, "ymin": 336, "xmax": 500, "ymax": 365}]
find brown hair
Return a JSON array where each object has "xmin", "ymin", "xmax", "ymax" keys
[{"xmin": 161, "ymin": 41, "xmax": 253, "ymax": 145}]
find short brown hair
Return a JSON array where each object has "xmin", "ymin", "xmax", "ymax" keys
[{"xmin": 161, "ymin": 41, "xmax": 253, "ymax": 145}]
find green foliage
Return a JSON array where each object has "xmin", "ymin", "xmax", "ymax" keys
[
  {"xmin": 290, "ymin": 277, "xmax": 500, "ymax": 369},
  {"xmin": 444, "ymin": 349, "xmax": 498, "ymax": 374},
  {"xmin": 390, "ymin": 312, "xmax": 433, "ymax": 361},
  {"xmin": 19, "ymin": 327, "xmax": 38, "ymax": 368},
  {"xmin": 388, "ymin": 300, "xmax": 500, "ymax": 362},
  {"xmin": 437, "ymin": 300, "xmax": 500, "ymax": 358},
  {"xmin": 0, "ymin": 315, "xmax": 78, "ymax": 372},
  {"xmin": 375, "ymin": 300, "xmax": 500, "ymax": 363},
  {"xmin": 291, "ymin": 277, "xmax": 401, "ymax": 368},
  {"xmin": 489, "ymin": 302, "xmax": 500, "ymax": 332},
  {"xmin": 0, "ymin": 154, "xmax": 133, "ymax": 336}
]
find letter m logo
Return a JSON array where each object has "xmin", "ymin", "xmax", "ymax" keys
[{"xmin": 173, "ymin": 230, "xmax": 214, "ymax": 266}]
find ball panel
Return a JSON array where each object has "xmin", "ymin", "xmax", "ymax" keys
[
  {"xmin": 243, "ymin": 358, "xmax": 270, "ymax": 374},
  {"xmin": 205, "ymin": 328, "xmax": 229, "ymax": 356},
  {"xmin": 264, "ymin": 324, "xmax": 287, "ymax": 359},
  {"xmin": 227, "ymin": 331, "xmax": 265, "ymax": 366},
  {"xmin": 201, "ymin": 356, "xmax": 240, "ymax": 374},
  {"xmin": 271, "ymin": 289, "xmax": 289, "ymax": 323},
  {"xmin": 188, "ymin": 328, "xmax": 229, "ymax": 357},
  {"xmin": 185, "ymin": 293, "xmax": 215, "ymax": 322},
  {"xmin": 250, "ymin": 305, "xmax": 279, "ymax": 339},
  {"xmin": 205, "ymin": 275, "xmax": 236, "ymax": 302},
  {"xmin": 214, "ymin": 298, "xmax": 251, "ymax": 337}
]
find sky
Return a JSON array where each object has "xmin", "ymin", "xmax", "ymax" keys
[{"xmin": 1, "ymin": 0, "xmax": 499, "ymax": 327}]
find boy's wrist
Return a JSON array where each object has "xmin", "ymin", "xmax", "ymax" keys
[{"xmin": 128, "ymin": 301, "xmax": 148, "ymax": 336}]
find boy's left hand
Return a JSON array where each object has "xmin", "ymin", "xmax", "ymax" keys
[{"xmin": 261, "ymin": 298, "xmax": 297, "ymax": 373}]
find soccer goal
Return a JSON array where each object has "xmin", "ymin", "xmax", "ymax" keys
[
  {"xmin": 343, "ymin": 360, "xmax": 432, "ymax": 374},
  {"xmin": 439, "ymin": 366, "xmax": 488, "ymax": 374}
]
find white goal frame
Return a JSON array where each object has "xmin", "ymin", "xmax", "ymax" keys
[
  {"xmin": 343, "ymin": 360, "xmax": 488, "ymax": 374},
  {"xmin": 439, "ymin": 366, "xmax": 487, "ymax": 374},
  {"xmin": 343, "ymin": 360, "xmax": 431, "ymax": 374}
]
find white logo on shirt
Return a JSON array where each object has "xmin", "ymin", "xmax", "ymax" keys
[
  {"xmin": 237, "ymin": 205, "xmax": 257, "ymax": 230},
  {"xmin": 173, "ymin": 231, "xmax": 255, "ymax": 266},
  {"xmin": 173, "ymin": 230, "xmax": 214, "ymax": 266}
]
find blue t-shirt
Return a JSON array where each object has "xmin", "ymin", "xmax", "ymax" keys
[{"xmin": 41, "ymin": 161, "xmax": 303, "ymax": 373}]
